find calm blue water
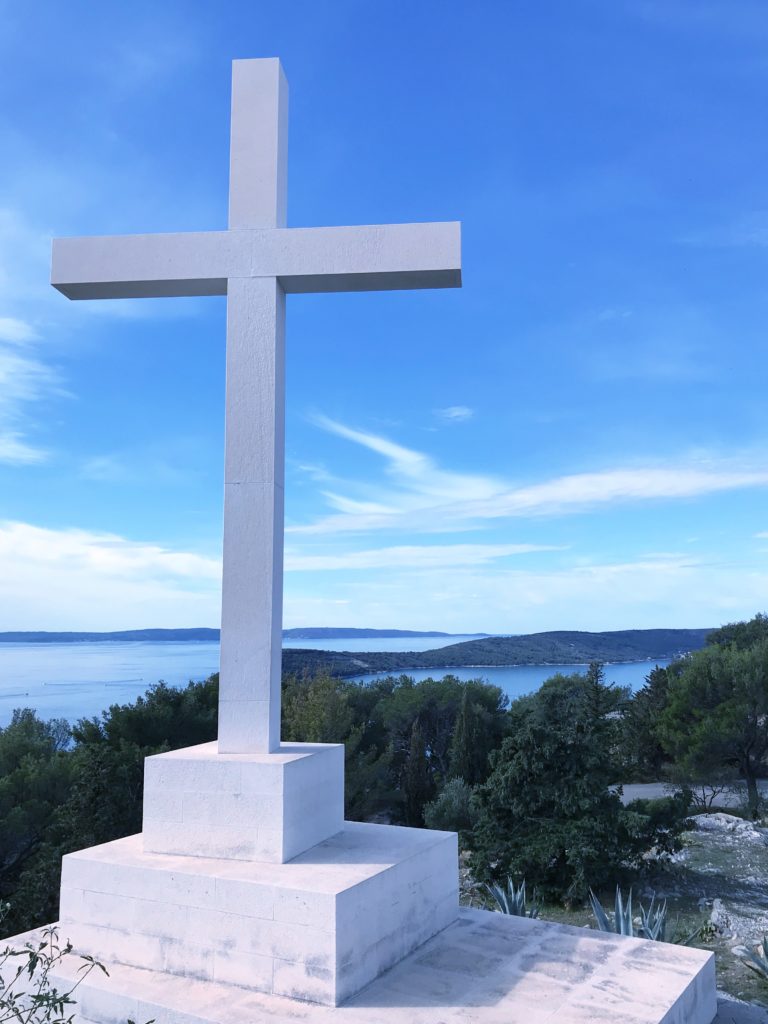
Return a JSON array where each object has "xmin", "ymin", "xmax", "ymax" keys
[
  {"xmin": 352, "ymin": 661, "xmax": 671, "ymax": 700},
  {"xmin": 0, "ymin": 639, "xmax": 668, "ymax": 727}
]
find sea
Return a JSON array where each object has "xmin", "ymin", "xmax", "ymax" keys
[{"xmin": 0, "ymin": 636, "xmax": 670, "ymax": 728}]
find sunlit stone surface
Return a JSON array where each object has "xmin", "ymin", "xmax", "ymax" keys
[{"xmin": 29, "ymin": 909, "xmax": 717, "ymax": 1024}]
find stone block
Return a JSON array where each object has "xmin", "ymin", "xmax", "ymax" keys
[
  {"xmin": 58, "ymin": 821, "xmax": 459, "ymax": 1007},
  {"xmin": 142, "ymin": 740, "xmax": 344, "ymax": 863},
  {"xmin": 22, "ymin": 908, "xmax": 717, "ymax": 1024}
]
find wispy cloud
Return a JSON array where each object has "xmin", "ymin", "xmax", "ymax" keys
[
  {"xmin": 0, "ymin": 317, "xmax": 37, "ymax": 343},
  {"xmin": 434, "ymin": 405, "xmax": 473, "ymax": 422},
  {"xmin": 284, "ymin": 553, "xmax": 765, "ymax": 634},
  {"xmin": 79, "ymin": 455, "xmax": 132, "ymax": 483},
  {"xmin": 0, "ymin": 336, "xmax": 63, "ymax": 464},
  {"xmin": 0, "ymin": 521, "xmax": 221, "ymax": 630},
  {"xmin": 291, "ymin": 417, "xmax": 768, "ymax": 536},
  {"xmin": 285, "ymin": 542, "xmax": 561, "ymax": 572},
  {"xmin": 311, "ymin": 414, "xmax": 502, "ymax": 506}
]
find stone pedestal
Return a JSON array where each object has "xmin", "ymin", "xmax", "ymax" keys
[
  {"xmin": 59, "ymin": 821, "xmax": 458, "ymax": 1006},
  {"xmin": 143, "ymin": 741, "xmax": 344, "ymax": 863},
  {"xmin": 49, "ymin": 739, "xmax": 458, "ymax": 1008}
]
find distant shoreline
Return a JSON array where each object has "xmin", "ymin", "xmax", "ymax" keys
[
  {"xmin": 0, "ymin": 628, "xmax": 486, "ymax": 644},
  {"xmin": 0, "ymin": 627, "xmax": 709, "ymax": 677}
]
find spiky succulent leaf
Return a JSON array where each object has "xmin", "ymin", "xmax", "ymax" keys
[{"xmin": 589, "ymin": 889, "xmax": 615, "ymax": 933}]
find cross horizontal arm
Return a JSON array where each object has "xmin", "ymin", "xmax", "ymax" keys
[{"xmin": 51, "ymin": 222, "xmax": 461, "ymax": 300}]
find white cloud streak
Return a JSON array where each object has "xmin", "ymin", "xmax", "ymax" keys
[
  {"xmin": 435, "ymin": 405, "xmax": 473, "ymax": 422},
  {"xmin": 292, "ymin": 417, "xmax": 768, "ymax": 536},
  {"xmin": 0, "ymin": 334, "xmax": 62, "ymax": 464},
  {"xmin": 0, "ymin": 317, "xmax": 37, "ymax": 343},
  {"xmin": 0, "ymin": 521, "xmax": 221, "ymax": 630},
  {"xmin": 285, "ymin": 543, "xmax": 560, "ymax": 572}
]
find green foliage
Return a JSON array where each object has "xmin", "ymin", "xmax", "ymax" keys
[
  {"xmin": 470, "ymin": 666, "xmax": 672, "ymax": 903},
  {"xmin": 281, "ymin": 672, "xmax": 392, "ymax": 821},
  {"xmin": 0, "ymin": 901, "xmax": 109, "ymax": 1024},
  {"xmin": 71, "ymin": 678, "xmax": 218, "ymax": 751},
  {"xmin": 622, "ymin": 665, "xmax": 674, "ymax": 780},
  {"xmin": 379, "ymin": 675, "xmax": 508, "ymax": 823},
  {"xmin": 2, "ymin": 678, "xmax": 219, "ymax": 938},
  {"xmin": 402, "ymin": 721, "xmax": 434, "ymax": 827},
  {"xmin": 448, "ymin": 690, "xmax": 487, "ymax": 784},
  {"xmin": 0, "ymin": 713, "xmax": 73, "ymax": 931},
  {"xmin": 485, "ymin": 878, "xmax": 539, "ymax": 918},
  {"xmin": 623, "ymin": 793, "xmax": 693, "ymax": 856},
  {"xmin": 707, "ymin": 612, "xmax": 768, "ymax": 651},
  {"xmin": 658, "ymin": 640, "xmax": 768, "ymax": 817},
  {"xmin": 423, "ymin": 778, "xmax": 478, "ymax": 836}
]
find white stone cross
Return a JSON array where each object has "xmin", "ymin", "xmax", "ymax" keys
[{"xmin": 52, "ymin": 58, "xmax": 461, "ymax": 755}]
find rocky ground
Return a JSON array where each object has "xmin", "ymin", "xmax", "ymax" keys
[{"xmin": 658, "ymin": 813, "xmax": 768, "ymax": 1009}]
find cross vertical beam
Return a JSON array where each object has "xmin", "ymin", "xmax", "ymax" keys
[
  {"xmin": 219, "ymin": 60, "xmax": 288, "ymax": 752},
  {"xmin": 229, "ymin": 58, "xmax": 288, "ymax": 229},
  {"xmin": 219, "ymin": 278, "xmax": 285, "ymax": 752}
]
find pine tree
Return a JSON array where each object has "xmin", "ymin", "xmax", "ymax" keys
[
  {"xmin": 448, "ymin": 689, "xmax": 484, "ymax": 784},
  {"xmin": 402, "ymin": 720, "xmax": 434, "ymax": 826}
]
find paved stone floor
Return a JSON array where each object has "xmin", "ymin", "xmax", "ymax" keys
[{"xmin": 37, "ymin": 908, "xmax": 718, "ymax": 1024}]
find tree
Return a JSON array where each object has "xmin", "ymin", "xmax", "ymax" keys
[
  {"xmin": 0, "ymin": 712, "xmax": 73, "ymax": 921},
  {"xmin": 401, "ymin": 721, "xmax": 434, "ymax": 827},
  {"xmin": 622, "ymin": 665, "xmax": 674, "ymax": 781},
  {"xmin": 379, "ymin": 675, "xmax": 507, "ymax": 808},
  {"xmin": 707, "ymin": 612, "xmax": 768, "ymax": 651},
  {"xmin": 448, "ymin": 690, "xmax": 487, "ymax": 785},
  {"xmin": 471, "ymin": 670, "xmax": 673, "ymax": 903},
  {"xmin": 659, "ymin": 640, "xmax": 768, "ymax": 817},
  {"xmin": 424, "ymin": 778, "xmax": 478, "ymax": 837},
  {"xmin": 3, "ymin": 677, "xmax": 220, "ymax": 937},
  {"xmin": 281, "ymin": 672, "xmax": 391, "ymax": 821}
]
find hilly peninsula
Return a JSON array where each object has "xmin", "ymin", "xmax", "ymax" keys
[{"xmin": 281, "ymin": 627, "xmax": 711, "ymax": 677}]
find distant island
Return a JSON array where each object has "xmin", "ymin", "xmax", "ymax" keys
[
  {"xmin": 282, "ymin": 627, "xmax": 483, "ymax": 639},
  {"xmin": 281, "ymin": 628, "xmax": 712, "ymax": 677},
  {"xmin": 0, "ymin": 627, "xmax": 483, "ymax": 644},
  {"xmin": 0, "ymin": 627, "xmax": 712, "ymax": 675},
  {"xmin": 0, "ymin": 629, "xmax": 222, "ymax": 643}
]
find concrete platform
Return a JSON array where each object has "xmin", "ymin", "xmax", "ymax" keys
[
  {"xmin": 40, "ymin": 908, "xmax": 717, "ymax": 1024},
  {"xmin": 59, "ymin": 822, "xmax": 458, "ymax": 1006}
]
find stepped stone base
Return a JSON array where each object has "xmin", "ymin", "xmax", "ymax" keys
[
  {"xmin": 34, "ymin": 909, "xmax": 717, "ymax": 1024},
  {"xmin": 59, "ymin": 822, "xmax": 458, "ymax": 1006}
]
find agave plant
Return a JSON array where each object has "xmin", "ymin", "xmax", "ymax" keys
[
  {"xmin": 486, "ymin": 878, "xmax": 539, "ymax": 918},
  {"xmin": 589, "ymin": 886, "xmax": 635, "ymax": 936},
  {"xmin": 589, "ymin": 887, "xmax": 701, "ymax": 945},
  {"xmin": 638, "ymin": 894, "xmax": 671, "ymax": 942},
  {"xmin": 741, "ymin": 934, "xmax": 768, "ymax": 982}
]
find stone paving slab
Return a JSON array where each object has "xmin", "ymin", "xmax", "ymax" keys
[
  {"xmin": 37, "ymin": 908, "xmax": 717, "ymax": 1024},
  {"xmin": 714, "ymin": 995, "xmax": 768, "ymax": 1023}
]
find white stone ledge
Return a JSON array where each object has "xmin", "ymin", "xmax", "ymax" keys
[
  {"xmin": 30, "ymin": 907, "xmax": 717, "ymax": 1024},
  {"xmin": 59, "ymin": 822, "xmax": 458, "ymax": 1006}
]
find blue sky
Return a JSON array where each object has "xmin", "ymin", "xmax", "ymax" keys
[{"xmin": 1, "ymin": 0, "xmax": 767, "ymax": 633}]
